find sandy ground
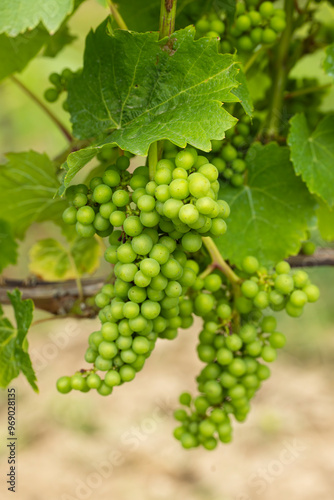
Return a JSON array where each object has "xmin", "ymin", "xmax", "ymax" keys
[{"xmin": 1, "ymin": 312, "xmax": 334, "ymax": 500}]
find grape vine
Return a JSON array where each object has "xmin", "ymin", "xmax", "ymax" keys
[{"xmin": 0, "ymin": 0, "xmax": 333, "ymax": 455}]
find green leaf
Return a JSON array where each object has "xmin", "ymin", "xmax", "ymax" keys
[
  {"xmin": 317, "ymin": 201, "xmax": 334, "ymax": 241},
  {"xmin": 0, "ymin": 290, "xmax": 37, "ymax": 392},
  {"xmin": 0, "ymin": 220, "xmax": 18, "ymax": 273},
  {"xmin": 0, "ymin": 151, "xmax": 68, "ymax": 239},
  {"xmin": 0, "ymin": 0, "xmax": 74, "ymax": 36},
  {"xmin": 216, "ymin": 143, "xmax": 316, "ymax": 267},
  {"xmin": 0, "ymin": 26, "xmax": 49, "ymax": 82},
  {"xmin": 63, "ymin": 24, "xmax": 239, "ymax": 191},
  {"xmin": 29, "ymin": 237, "xmax": 101, "ymax": 281},
  {"xmin": 324, "ymin": 43, "xmax": 334, "ymax": 79},
  {"xmin": 43, "ymin": 23, "xmax": 76, "ymax": 58},
  {"xmin": 232, "ymin": 64, "xmax": 253, "ymax": 116},
  {"xmin": 288, "ymin": 113, "xmax": 334, "ymax": 208}
]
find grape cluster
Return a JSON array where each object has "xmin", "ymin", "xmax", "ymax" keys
[
  {"xmin": 44, "ymin": 68, "xmax": 73, "ymax": 108},
  {"xmin": 195, "ymin": 1, "xmax": 286, "ymax": 55},
  {"xmin": 173, "ymin": 256, "xmax": 320, "ymax": 449},
  {"xmin": 57, "ymin": 149, "xmax": 230, "ymax": 395}
]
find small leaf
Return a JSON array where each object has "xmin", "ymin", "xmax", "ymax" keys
[
  {"xmin": 29, "ymin": 237, "xmax": 101, "ymax": 281},
  {"xmin": 0, "ymin": 0, "xmax": 74, "ymax": 36},
  {"xmin": 216, "ymin": 143, "xmax": 317, "ymax": 267},
  {"xmin": 317, "ymin": 201, "xmax": 334, "ymax": 241},
  {"xmin": 0, "ymin": 26, "xmax": 49, "ymax": 82},
  {"xmin": 0, "ymin": 151, "xmax": 68, "ymax": 238},
  {"xmin": 0, "ymin": 219, "xmax": 18, "ymax": 273},
  {"xmin": 0, "ymin": 290, "xmax": 37, "ymax": 392},
  {"xmin": 43, "ymin": 23, "xmax": 76, "ymax": 58},
  {"xmin": 288, "ymin": 113, "xmax": 334, "ymax": 208},
  {"xmin": 324, "ymin": 43, "xmax": 334, "ymax": 79}
]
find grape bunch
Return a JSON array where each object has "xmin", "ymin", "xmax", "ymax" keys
[
  {"xmin": 195, "ymin": 1, "xmax": 286, "ymax": 55},
  {"xmin": 173, "ymin": 256, "xmax": 320, "ymax": 449},
  {"xmin": 57, "ymin": 148, "xmax": 230, "ymax": 395}
]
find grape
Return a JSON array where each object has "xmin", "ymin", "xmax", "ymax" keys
[
  {"xmin": 112, "ymin": 190, "xmax": 130, "ymax": 207},
  {"xmin": 123, "ymin": 216, "xmax": 143, "ymax": 236},
  {"xmin": 275, "ymin": 274, "xmax": 294, "ymax": 294},
  {"xmin": 44, "ymin": 88, "xmax": 59, "ymax": 102},
  {"xmin": 181, "ymin": 232, "xmax": 202, "ymax": 252},
  {"xmin": 236, "ymin": 15, "xmax": 251, "ymax": 32},
  {"xmin": 76, "ymin": 222, "xmax": 95, "ymax": 238},
  {"xmin": 238, "ymin": 36, "xmax": 254, "ymax": 51},
  {"xmin": 242, "ymin": 256, "xmax": 259, "ymax": 274},
  {"xmin": 62, "ymin": 206, "xmax": 77, "ymax": 225},
  {"xmin": 270, "ymin": 16, "xmax": 286, "ymax": 32},
  {"xmin": 259, "ymin": 1, "xmax": 275, "ymax": 18},
  {"xmin": 262, "ymin": 28, "xmax": 277, "ymax": 44},
  {"xmin": 56, "ymin": 376, "xmax": 72, "ymax": 394},
  {"xmin": 303, "ymin": 284, "xmax": 320, "ymax": 302},
  {"xmin": 175, "ymin": 149, "xmax": 195, "ymax": 170},
  {"xmin": 131, "ymin": 234, "xmax": 153, "ymax": 255},
  {"xmin": 93, "ymin": 184, "xmax": 112, "ymax": 204}
]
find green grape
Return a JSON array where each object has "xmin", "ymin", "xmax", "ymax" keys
[
  {"xmin": 93, "ymin": 184, "xmax": 112, "ymax": 204},
  {"xmin": 62, "ymin": 206, "xmax": 77, "ymax": 225},
  {"xmin": 270, "ymin": 16, "xmax": 286, "ymax": 32},
  {"xmin": 238, "ymin": 36, "xmax": 254, "ymax": 51},
  {"xmin": 103, "ymin": 170, "xmax": 121, "ymax": 188},
  {"xmin": 76, "ymin": 222, "xmax": 95, "ymax": 238},
  {"xmin": 241, "ymin": 280, "xmax": 259, "ymax": 298},
  {"xmin": 112, "ymin": 190, "xmax": 130, "ymax": 207},
  {"xmin": 275, "ymin": 274, "xmax": 294, "ymax": 294},
  {"xmin": 87, "ymin": 373, "xmax": 102, "ymax": 389},
  {"xmin": 236, "ymin": 15, "xmax": 251, "ymax": 32},
  {"xmin": 269, "ymin": 332, "xmax": 286, "ymax": 348},
  {"xmin": 261, "ymin": 345, "xmax": 277, "ymax": 362},
  {"xmin": 56, "ymin": 376, "xmax": 72, "ymax": 394},
  {"xmin": 303, "ymin": 284, "xmax": 320, "ymax": 302},
  {"xmin": 71, "ymin": 374, "xmax": 87, "ymax": 391},
  {"xmin": 262, "ymin": 28, "xmax": 277, "ymax": 44},
  {"xmin": 259, "ymin": 1, "xmax": 275, "ymax": 18},
  {"xmin": 109, "ymin": 211, "xmax": 126, "ymax": 226},
  {"xmin": 44, "ymin": 88, "xmax": 59, "ymax": 102}
]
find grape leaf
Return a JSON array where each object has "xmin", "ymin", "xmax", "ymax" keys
[
  {"xmin": 0, "ymin": 0, "xmax": 74, "ymax": 36},
  {"xmin": 317, "ymin": 201, "xmax": 334, "ymax": 241},
  {"xmin": 68, "ymin": 24, "xmax": 239, "ymax": 147},
  {"xmin": 0, "ymin": 151, "xmax": 68, "ymax": 239},
  {"xmin": 288, "ymin": 113, "xmax": 334, "ymax": 208},
  {"xmin": 43, "ymin": 23, "xmax": 76, "ymax": 58},
  {"xmin": 216, "ymin": 143, "xmax": 316, "ymax": 267},
  {"xmin": 324, "ymin": 43, "xmax": 334, "ymax": 79},
  {"xmin": 29, "ymin": 237, "xmax": 101, "ymax": 281},
  {"xmin": 0, "ymin": 27, "xmax": 49, "ymax": 82},
  {"xmin": 0, "ymin": 220, "xmax": 18, "ymax": 273},
  {"xmin": 232, "ymin": 64, "xmax": 253, "ymax": 116},
  {"xmin": 62, "ymin": 24, "xmax": 240, "ymax": 192},
  {"xmin": 0, "ymin": 290, "xmax": 37, "ymax": 392}
]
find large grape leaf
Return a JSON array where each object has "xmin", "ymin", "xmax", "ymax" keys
[
  {"xmin": 68, "ymin": 24, "xmax": 239, "ymax": 147},
  {"xmin": 216, "ymin": 143, "xmax": 316, "ymax": 267},
  {"xmin": 62, "ymin": 24, "xmax": 240, "ymax": 192},
  {"xmin": 0, "ymin": 220, "xmax": 18, "ymax": 272},
  {"xmin": 324, "ymin": 43, "xmax": 334, "ymax": 79},
  {"xmin": 317, "ymin": 201, "xmax": 334, "ymax": 241},
  {"xmin": 29, "ymin": 237, "xmax": 101, "ymax": 281},
  {"xmin": 0, "ymin": 290, "xmax": 37, "ymax": 392},
  {"xmin": 288, "ymin": 113, "xmax": 334, "ymax": 208},
  {"xmin": 0, "ymin": 151, "xmax": 68, "ymax": 239},
  {"xmin": 0, "ymin": 0, "xmax": 74, "ymax": 36},
  {"xmin": 0, "ymin": 27, "xmax": 49, "ymax": 82}
]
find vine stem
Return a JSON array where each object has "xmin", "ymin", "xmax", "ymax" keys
[
  {"xmin": 159, "ymin": 0, "xmax": 177, "ymax": 39},
  {"xmin": 284, "ymin": 83, "xmax": 332, "ymax": 99},
  {"xmin": 11, "ymin": 76, "xmax": 73, "ymax": 143},
  {"xmin": 202, "ymin": 237, "xmax": 242, "ymax": 285},
  {"xmin": 259, "ymin": 0, "xmax": 294, "ymax": 139},
  {"xmin": 107, "ymin": 0, "xmax": 128, "ymax": 30}
]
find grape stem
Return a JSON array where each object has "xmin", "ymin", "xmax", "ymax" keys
[
  {"xmin": 11, "ymin": 76, "xmax": 73, "ymax": 143},
  {"xmin": 159, "ymin": 0, "xmax": 177, "ymax": 39},
  {"xmin": 107, "ymin": 0, "xmax": 128, "ymax": 30},
  {"xmin": 202, "ymin": 237, "xmax": 242, "ymax": 286}
]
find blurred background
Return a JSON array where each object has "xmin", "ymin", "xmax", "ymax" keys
[{"xmin": 1, "ymin": 1, "xmax": 334, "ymax": 499}]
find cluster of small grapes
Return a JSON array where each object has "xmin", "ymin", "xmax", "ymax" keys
[
  {"xmin": 44, "ymin": 68, "xmax": 73, "ymax": 108},
  {"xmin": 210, "ymin": 117, "xmax": 252, "ymax": 188},
  {"xmin": 173, "ymin": 256, "xmax": 320, "ymax": 449},
  {"xmin": 195, "ymin": 1, "xmax": 286, "ymax": 54},
  {"xmin": 57, "ymin": 149, "xmax": 230, "ymax": 395}
]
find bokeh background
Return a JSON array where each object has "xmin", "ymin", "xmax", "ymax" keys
[{"xmin": 1, "ymin": 1, "xmax": 334, "ymax": 499}]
